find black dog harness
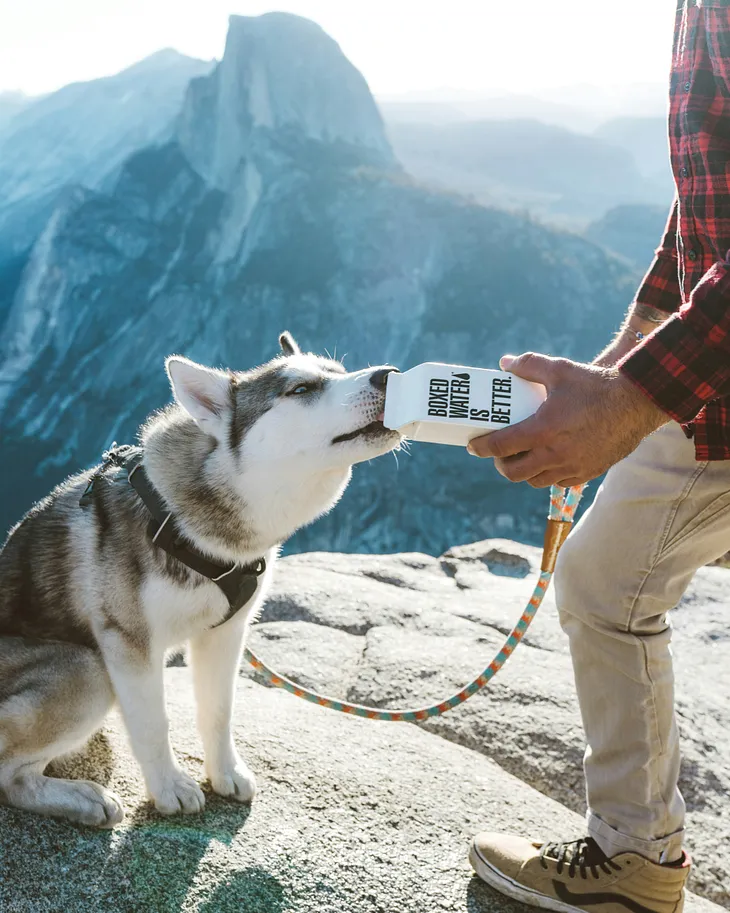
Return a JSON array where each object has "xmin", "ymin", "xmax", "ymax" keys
[{"xmin": 80, "ymin": 445, "xmax": 266, "ymax": 628}]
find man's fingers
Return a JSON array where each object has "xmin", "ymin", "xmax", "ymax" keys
[
  {"xmin": 494, "ymin": 450, "xmax": 561, "ymax": 483},
  {"xmin": 556, "ymin": 477, "xmax": 585, "ymax": 489},
  {"xmin": 468, "ymin": 417, "xmax": 543, "ymax": 459},
  {"xmin": 529, "ymin": 472, "xmax": 592, "ymax": 489},
  {"xmin": 499, "ymin": 352, "xmax": 567, "ymax": 390},
  {"xmin": 525, "ymin": 470, "xmax": 570, "ymax": 489},
  {"xmin": 494, "ymin": 455, "xmax": 530, "ymax": 482}
]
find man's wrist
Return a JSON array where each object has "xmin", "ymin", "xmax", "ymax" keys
[
  {"xmin": 594, "ymin": 303, "xmax": 672, "ymax": 370},
  {"xmin": 613, "ymin": 367, "xmax": 671, "ymax": 433},
  {"xmin": 594, "ymin": 325, "xmax": 643, "ymax": 368},
  {"xmin": 630, "ymin": 302, "xmax": 671, "ymax": 325},
  {"xmin": 626, "ymin": 304, "xmax": 671, "ymax": 341}
]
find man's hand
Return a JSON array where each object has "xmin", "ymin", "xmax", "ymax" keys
[{"xmin": 467, "ymin": 353, "xmax": 669, "ymax": 487}]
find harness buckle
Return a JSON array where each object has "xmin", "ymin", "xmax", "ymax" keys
[{"xmin": 212, "ymin": 558, "xmax": 266, "ymax": 583}]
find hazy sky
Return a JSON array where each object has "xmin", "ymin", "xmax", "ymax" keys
[{"xmin": 0, "ymin": 0, "xmax": 676, "ymax": 98}]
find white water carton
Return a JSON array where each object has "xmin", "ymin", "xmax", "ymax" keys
[{"xmin": 383, "ymin": 362, "xmax": 546, "ymax": 447}]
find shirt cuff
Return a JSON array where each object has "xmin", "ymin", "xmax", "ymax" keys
[{"xmin": 619, "ymin": 319, "xmax": 705, "ymax": 423}]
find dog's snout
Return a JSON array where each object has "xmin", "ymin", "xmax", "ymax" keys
[{"xmin": 370, "ymin": 367, "xmax": 399, "ymax": 392}]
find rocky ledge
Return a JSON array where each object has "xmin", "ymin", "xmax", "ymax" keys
[{"xmin": 0, "ymin": 539, "xmax": 727, "ymax": 912}]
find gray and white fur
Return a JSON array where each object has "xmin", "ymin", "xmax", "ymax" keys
[{"xmin": 0, "ymin": 333, "xmax": 401, "ymax": 827}]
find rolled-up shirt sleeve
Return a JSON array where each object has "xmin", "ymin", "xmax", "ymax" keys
[{"xmin": 620, "ymin": 253, "xmax": 730, "ymax": 423}]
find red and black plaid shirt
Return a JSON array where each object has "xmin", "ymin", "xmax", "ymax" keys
[{"xmin": 620, "ymin": 0, "xmax": 730, "ymax": 459}]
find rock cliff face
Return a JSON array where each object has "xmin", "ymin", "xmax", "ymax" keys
[
  {"xmin": 0, "ymin": 92, "xmax": 29, "ymax": 131},
  {"xmin": 0, "ymin": 13, "xmax": 637, "ymax": 553},
  {"xmin": 177, "ymin": 13, "xmax": 394, "ymax": 193}
]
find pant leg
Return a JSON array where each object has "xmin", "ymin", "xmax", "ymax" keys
[{"xmin": 554, "ymin": 422, "xmax": 730, "ymax": 863}]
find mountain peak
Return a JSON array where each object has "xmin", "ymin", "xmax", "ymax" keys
[
  {"xmin": 227, "ymin": 11, "xmax": 327, "ymax": 36},
  {"xmin": 124, "ymin": 48, "xmax": 208, "ymax": 74},
  {"xmin": 177, "ymin": 12, "xmax": 394, "ymax": 189}
]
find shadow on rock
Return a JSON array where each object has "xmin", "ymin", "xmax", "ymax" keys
[
  {"xmin": 0, "ymin": 780, "xmax": 254, "ymax": 912},
  {"xmin": 101, "ymin": 791, "xmax": 253, "ymax": 912},
  {"xmin": 47, "ymin": 730, "xmax": 116, "ymax": 786},
  {"xmin": 47, "ymin": 734, "xmax": 256, "ymax": 910},
  {"xmin": 197, "ymin": 867, "xmax": 287, "ymax": 912},
  {"xmin": 466, "ymin": 875, "xmax": 529, "ymax": 913}
]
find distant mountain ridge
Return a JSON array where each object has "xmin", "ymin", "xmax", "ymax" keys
[
  {"xmin": 386, "ymin": 117, "xmax": 670, "ymax": 225},
  {"xmin": 0, "ymin": 14, "xmax": 638, "ymax": 554},
  {"xmin": 595, "ymin": 117, "xmax": 674, "ymax": 199},
  {"xmin": 0, "ymin": 49, "xmax": 214, "ymax": 261},
  {"xmin": 586, "ymin": 204, "xmax": 669, "ymax": 271},
  {"xmin": 379, "ymin": 82, "xmax": 669, "ymax": 132}
]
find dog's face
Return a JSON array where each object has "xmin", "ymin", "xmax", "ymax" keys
[{"xmin": 165, "ymin": 333, "xmax": 402, "ymax": 477}]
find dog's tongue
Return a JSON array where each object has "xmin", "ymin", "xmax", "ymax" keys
[{"xmin": 377, "ymin": 411, "xmax": 385, "ymax": 422}]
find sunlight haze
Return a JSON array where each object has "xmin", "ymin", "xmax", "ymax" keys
[{"xmin": 0, "ymin": 0, "xmax": 676, "ymax": 98}]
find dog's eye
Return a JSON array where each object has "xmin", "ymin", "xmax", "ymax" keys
[{"xmin": 289, "ymin": 383, "xmax": 313, "ymax": 396}]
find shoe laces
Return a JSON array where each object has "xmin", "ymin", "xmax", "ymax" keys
[{"xmin": 539, "ymin": 837, "xmax": 623, "ymax": 880}]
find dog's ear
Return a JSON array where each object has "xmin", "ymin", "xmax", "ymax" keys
[
  {"xmin": 279, "ymin": 331, "xmax": 301, "ymax": 357},
  {"xmin": 166, "ymin": 356, "xmax": 232, "ymax": 439}
]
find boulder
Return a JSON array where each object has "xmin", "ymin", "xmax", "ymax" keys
[
  {"xmin": 252, "ymin": 541, "xmax": 730, "ymax": 908},
  {"xmin": 0, "ymin": 539, "xmax": 726, "ymax": 911},
  {"xmin": 0, "ymin": 671, "xmax": 723, "ymax": 913}
]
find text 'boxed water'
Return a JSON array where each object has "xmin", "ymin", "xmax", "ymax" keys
[{"xmin": 383, "ymin": 362, "xmax": 546, "ymax": 447}]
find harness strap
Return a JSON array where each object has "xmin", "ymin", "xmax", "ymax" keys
[{"xmin": 80, "ymin": 444, "xmax": 266, "ymax": 627}]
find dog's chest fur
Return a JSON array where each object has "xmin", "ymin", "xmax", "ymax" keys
[{"xmin": 138, "ymin": 559, "xmax": 274, "ymax": 649}]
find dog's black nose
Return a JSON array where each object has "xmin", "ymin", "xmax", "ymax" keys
[{"xmin": 370, "ymin": 367, "xmax": 399, "ymax": 391}]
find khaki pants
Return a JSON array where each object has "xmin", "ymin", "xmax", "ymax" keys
[{"xmin": 554, "ymin": 422, "xmax": 730, "ymax": 864}]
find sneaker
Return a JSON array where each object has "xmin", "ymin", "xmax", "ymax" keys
[{"xmin": 469, "ymin": 833, "xmax": 690, "ymax": 913}]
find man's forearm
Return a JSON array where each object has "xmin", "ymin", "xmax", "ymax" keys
[{"xmin": 594, "ymin": 303, "xmax": 672, "ymax": 368}]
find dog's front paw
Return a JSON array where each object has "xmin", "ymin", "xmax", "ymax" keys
[
  {"xmin": 150, "ymin": 770, "xmax": 205, "ymax": 816},
  {"xmin": 209, "ymin": 762, "xmax": 257, "ymax": 803}
]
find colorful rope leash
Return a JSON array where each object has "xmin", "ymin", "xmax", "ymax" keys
[{"xmin": 243, "ymin": 484, "xmax": 585, "ymax": 722}]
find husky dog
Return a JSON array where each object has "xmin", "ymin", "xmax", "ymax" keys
[{"xmin": 0, "ymin": 333, "xmax": 400, "ymax": 828}]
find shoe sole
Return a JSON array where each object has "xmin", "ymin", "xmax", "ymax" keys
[{"xmin": 469, "ymin": 840, "xmax": 588, "ymax": 913}]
